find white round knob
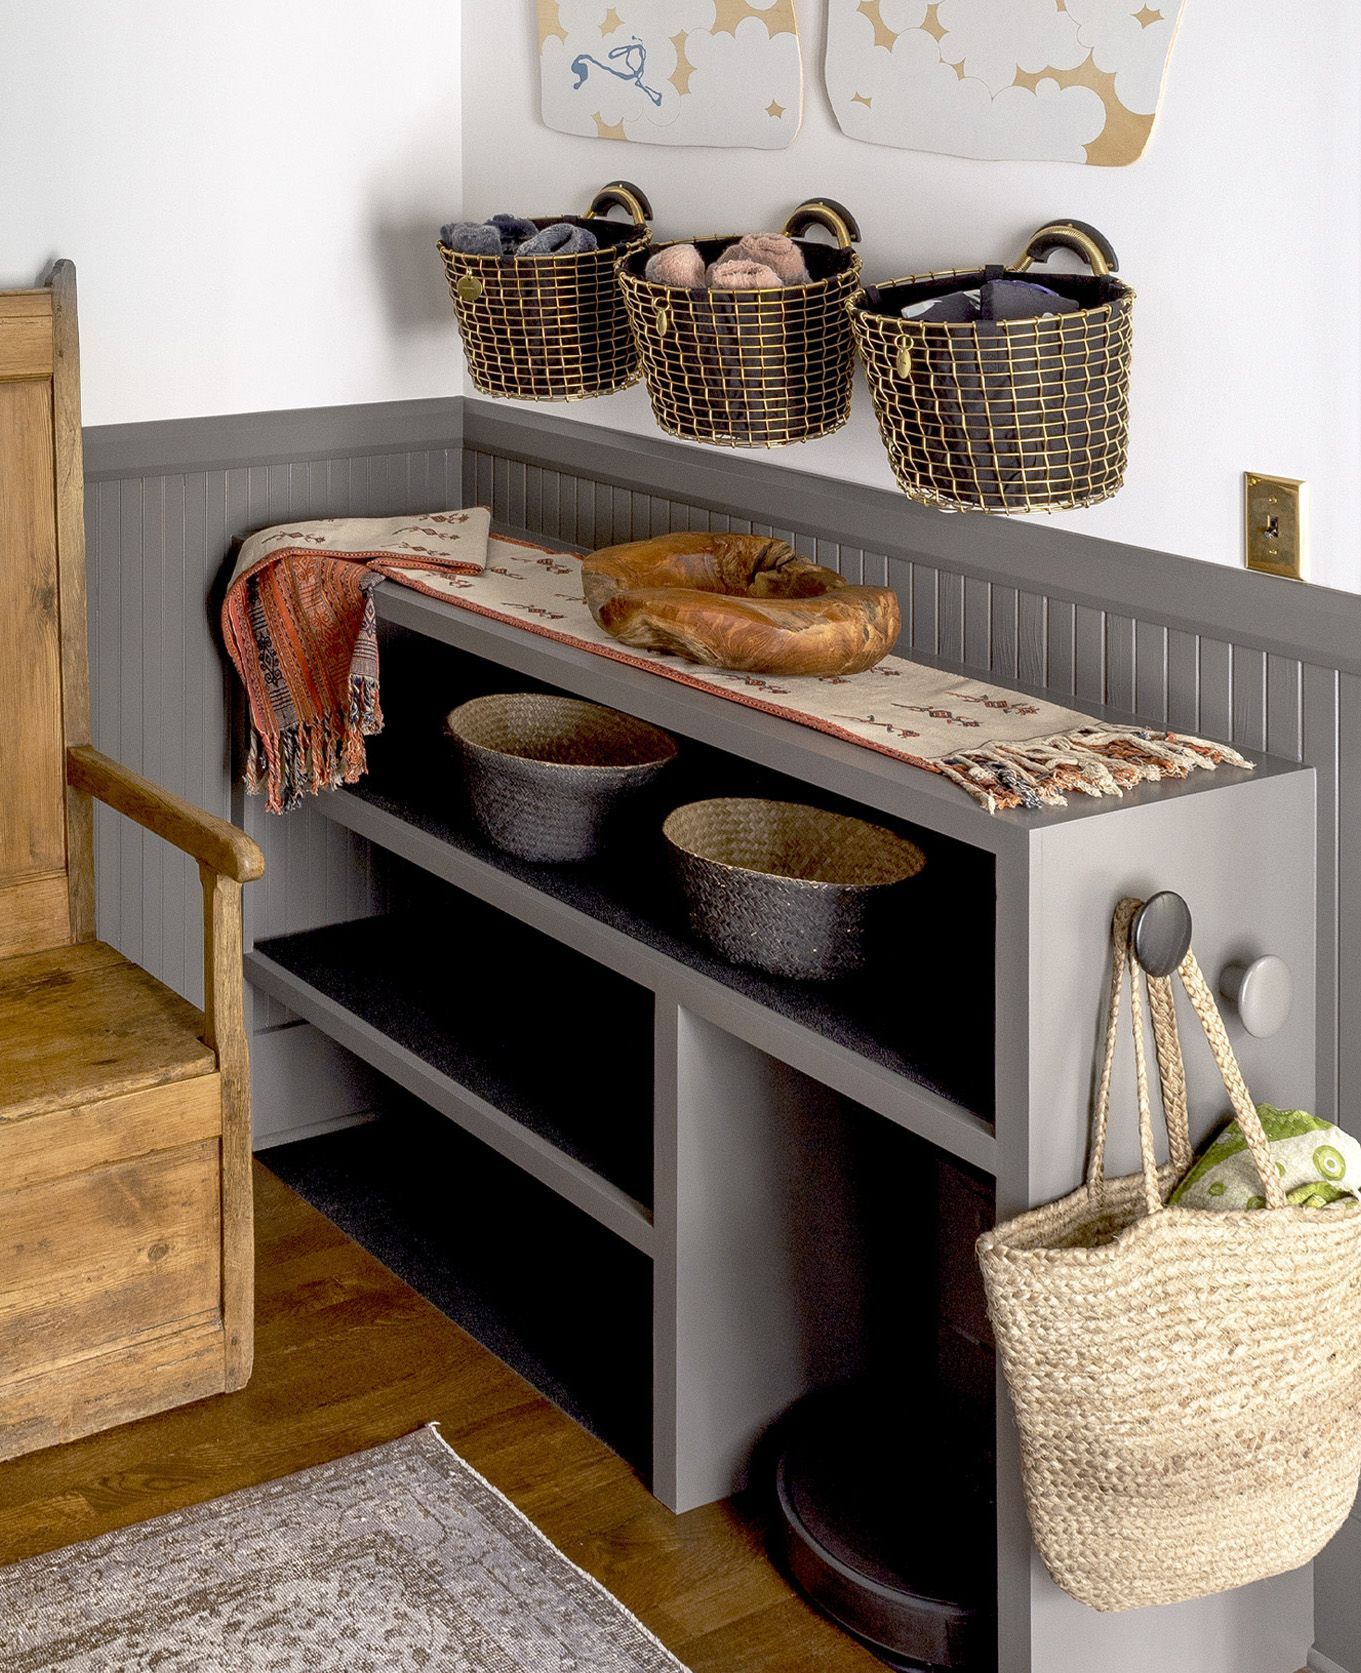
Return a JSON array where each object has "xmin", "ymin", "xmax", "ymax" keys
[{"xmin": 1220, "ymin": 955, "xmax": 1293, "ymax": 1039}]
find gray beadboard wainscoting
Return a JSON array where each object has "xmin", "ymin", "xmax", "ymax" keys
[
  {"xmin": 83, "ymin": 393, "xmax": 1361, "ymax": 1670},
  {"xmin": 83, "ymin": 401, "xmax": 464, "ymax": 1145}
]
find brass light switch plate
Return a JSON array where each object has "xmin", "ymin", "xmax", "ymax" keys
[{"xmin": 1244, "ymin": 472, "xmax": 1307, "ymax": 580}]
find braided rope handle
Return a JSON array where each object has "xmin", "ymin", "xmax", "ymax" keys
[
  {"xmin": 1088, "ymin": 898, "xmax": 1288, "ymax": 1215},
  {"xmin": 1147, "ymin": 973, "xmax": 1193, "ymax": 1174},
  {"xmin": 1088, "ymin": 899, "xmax": 1163, "ymax": 1214}
]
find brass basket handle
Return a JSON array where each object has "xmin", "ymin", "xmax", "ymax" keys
[
  {"xmin": 586, "ymin": 180, "xmax": 653, "ymax": 226},
  {"xmin": 1012, "ymin": 220, "xmax": 1118, "ymax": 278},
  {"xmin": 782, "ymin": 198, "xmax": 861, "ymax": 249}
]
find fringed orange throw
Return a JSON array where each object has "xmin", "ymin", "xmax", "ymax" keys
[{"xmin": 221, "ymin": 509, "xmax": 490, "ymax": 812}]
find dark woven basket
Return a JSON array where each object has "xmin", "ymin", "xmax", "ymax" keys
[
  {"xmin": 850, "ymin": 221, "xmax": 1134, "ymax": 514},
  {"xmin": 438, "ymin": 182, "xmax": 651, "ymax": 403},
  {"xmin": 618, "ymin": 199, "xmax": 861, "ymax": 449},
  {"xmin": 663, "ymin": 798, "xmax": 925, "ymax": 982},
  {"xmin": 447, "ymin": 693, "xmax": 677, "ymax": 863}
]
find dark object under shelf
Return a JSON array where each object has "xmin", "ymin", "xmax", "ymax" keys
[{"xmin": 770, "ymin": 1380, "xmax": 996, "ymax": 1672}]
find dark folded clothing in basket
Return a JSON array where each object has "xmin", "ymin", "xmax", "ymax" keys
[
  {"xmin": 439, "ymin": 215, "xmax": 598, "ymax": 258},
  {"xmin": 902, "ymin": 278, "xmax": 1080, "ymax": 324}
]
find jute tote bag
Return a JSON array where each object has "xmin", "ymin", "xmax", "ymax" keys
[{"xmin": 978, "ymin": 898, "xmax": 1361, "ymax": 1612}]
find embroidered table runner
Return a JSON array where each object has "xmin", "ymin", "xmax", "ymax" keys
[
  {"xmin": 223, "ymin": 508, "xmax": 491, "ymax": 811},
  {"xmin": 381, "ymin": 531, "xmax": 1251, "ymax": 813},
  {"xmin": 223, "ymin": 511, "xmax": 1250, "ymax": 814}
]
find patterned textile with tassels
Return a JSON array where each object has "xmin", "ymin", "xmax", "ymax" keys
[{"xmin": 221, "ymin": 509, "xmax": 490, "ymax": 812}]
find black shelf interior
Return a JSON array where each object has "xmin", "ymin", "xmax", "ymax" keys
[
  {"xmin": 255, "ymin": 894, "xmax": 655, "ymax": 1208},
  {"xmin": 360, "ymin": 626, "xmax": 996, "ymax": 1122},
  {"xmin": 265, "ymin": 1104, "xmax": 653, "ymax": 1472}
]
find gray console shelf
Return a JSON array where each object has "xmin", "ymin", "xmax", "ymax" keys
[{"xmin": 246, "ymin": 565, "xmax": 1321, "ymax": 1673}]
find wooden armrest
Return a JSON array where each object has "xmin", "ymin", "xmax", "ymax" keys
[{"xmin": 67, "ymin": 744, "xmax": 264, "ymax": 884}]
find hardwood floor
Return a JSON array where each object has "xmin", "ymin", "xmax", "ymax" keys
[{"xmin": 0, "ymin": 1162, "xmax": 882, "ymax": 1671}]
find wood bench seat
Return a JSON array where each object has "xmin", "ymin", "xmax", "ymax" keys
[{"xmin": 0, "ymin": 941, "xmax": 215, "ymax": 1121}]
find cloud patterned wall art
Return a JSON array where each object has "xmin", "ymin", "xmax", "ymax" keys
[
  {"xmin": 825, "ymin": 0, "xmax": 1187, "ymax": 166},
  {"xmin": 538, "ymin": 1, "xmax": 803, "ymax": 149}
]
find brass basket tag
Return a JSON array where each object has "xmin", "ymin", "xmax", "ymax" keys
[{"xmin": 456, "ymin": 273, "xmax": 484, "ymax": 305}]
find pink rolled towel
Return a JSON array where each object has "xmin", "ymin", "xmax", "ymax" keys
[
  {"xmin": 730, "ymin": 234, "xmax": 809, "ymax": 285},
  {"xmin": 645, "ymin": 243, "xmax": 706, "ymax": 287},
  {"xmin": 707, "ymin": 259, "xmax": 782, "ymax": 290}
]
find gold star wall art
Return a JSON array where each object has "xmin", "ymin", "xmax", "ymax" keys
[
  {"xmin": 538, "ymin": 1, "xmax": 802, "ymax": 150},
  {"xmin": 825, "ymin": 0, "xmax": 1188, "ymax": 166}
]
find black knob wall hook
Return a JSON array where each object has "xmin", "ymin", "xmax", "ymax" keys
[{"xmin": 1131, "ymin": 891, "xmax": 1193, "ymax": 977}]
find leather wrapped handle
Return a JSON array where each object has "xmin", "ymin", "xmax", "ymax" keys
[
  {"xmin": 782, "ymin": 198, "xmax": 860, "ymax": 249},
  {"xmin": 586, "ymin": 180, "xmax": 653, "ymax": 226},
  {"xmin": 1012, "ymin": 220, "xmax": 1118, "ymax": 278}
]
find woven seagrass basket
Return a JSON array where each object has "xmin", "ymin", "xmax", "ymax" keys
[
  {"xmin": 663, "ymin": 798, "xmax": 925, "ymax": 981},
  {"xmin": 437, "ymin": 181, "xmax": 652, "ymax": 402},
  {"xmin": 978, "ymin": 899, "xmax": 1361, "ymax": 1611},
  {"xmin": 618, "ymin": 199, "xmax": 862, "ymax": 449},
  {"xmin": 446, "ymin": 692, "xmax": 676, "ymax": 863},
  {"xmin": 851, "ymin": 221, "xmax": 1134, "ymax": 514}
]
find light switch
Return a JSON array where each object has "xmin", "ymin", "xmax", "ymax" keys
[{"xmin": 1243, "ymin": 472, "xmax": 1306, "ymax": 581}]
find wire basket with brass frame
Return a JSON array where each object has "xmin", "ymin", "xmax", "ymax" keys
[
  {"xmin": 437, "ymin": 181, "xmax": 652, "ymax": 403},
  {"xmin": 618, "ymin": 199, "xmax": 862, "ymax": 449},
  {"xmin": 850, "ymin": 221, "xmax": 1135, "ymax": 514}
]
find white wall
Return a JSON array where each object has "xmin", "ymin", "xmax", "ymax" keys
[
  {"xmin": 0, "ymin": 1, "xmax": 463, "ymax": 426},
  {"xmin": 462, "ymin": 1, "xmax": 1361, "ymax": 590},
  {"xmin": 4, "ymin": 3, "xmax": 1356, "ymax": 586}
]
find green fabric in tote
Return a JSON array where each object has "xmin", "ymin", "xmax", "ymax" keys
[{"xmin": 1169, "ymin": 1104, "xmax": 1361, "ymax": 1211}]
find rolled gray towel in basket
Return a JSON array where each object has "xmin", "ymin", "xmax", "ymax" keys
[
  {"xmin": 440, "ymin": 221, "xmax": 502, "ymax": 255},
  {"xmin": 517, "ymin": 222, "xmax": 599, "ymax": 257}
]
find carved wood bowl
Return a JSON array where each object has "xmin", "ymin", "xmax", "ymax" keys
[
  {"xmin": 663, "ymin": 797, "xmax": 925, "ymax": 982},
  {"xmin": 446, "ymin": 693, "xmax": 677, "ymax": 863},
  {"xmin": 582, "ymin": 533, "xmax": 901, "ymax": 678}
]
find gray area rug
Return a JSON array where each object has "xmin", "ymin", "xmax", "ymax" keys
[{"xmin": 0, "ymin": 1427, "xmax": 689, "ymax": 1671}]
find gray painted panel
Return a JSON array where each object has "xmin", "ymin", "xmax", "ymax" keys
[
  {"xmin": 1134, "ymin": 620, "xmax": 1168, "ymax": 726},
  {"xmin": 664, "ymin": 1010, "xmax": 872, "ymax": 1510},
  {"xmin": 1233, "ymin": 645, "xmax": 1269, "ymax": 752},
  {"xmin": 1198, "ymin": 638, "xmax": 1233, "ymax": 740},
  {"xmin": 990, "ymin": 584, "xmax": 1019, "ymax": 680},
  {"xmin": 1045, "ymin": 598, "xmax": 1075, "ymax": 698},
  {"xmin": 1337, "ymin": 674, "xmax": 1361, "ymax": 1143},
  {"xmin": 1303, "ymin": 663, "xmax": 1340, "ymax": 1123},
  {"xmin": 912, "ymin": 564, "xmax": 938, "ymax": 656},
  {"xmin": 1104, "ymin": 613, "xmax": 1136, "ymax": 713},
  {"xmin": 1268, "ymin": 654, "xmax": 1304, "ymax": 760},
  {"xmin": 1315, "ymin": 1516, "xmax": 1361, "ymax": 1673},
  {"xmin": 1074, "ymin": 605, "xmax": 1105, "ymax": 706},
  {"xmin": 964, "ymin": 575, "xmax": 991, "ymax": 670},
  {"xmin": 1017, "ymin": 592, "xmax": 1046, "ymax": 689},
  {"xmin": 250, "ymin": 1020, "xmax": 390, "ymax": 1148},
  {"xmin": 938, "ymin": 569, "xmax": 965, "ymax": 666},
  {"xmin": 1166, "ymin": 630, "xmax": 1200, "ymax": 733},
  {"xmin": 85, "ymin": 397, "xmax": 462, "ymax": 480}
]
